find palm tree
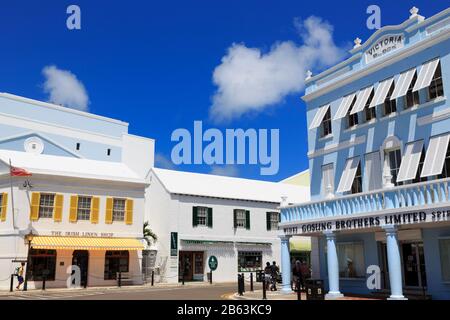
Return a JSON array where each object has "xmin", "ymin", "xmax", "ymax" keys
[{"xmin": 143, "ymin": 221, "xmax": 157, "ymax": 246}]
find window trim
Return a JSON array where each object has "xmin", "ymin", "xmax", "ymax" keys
[
  {"xmin": 38, "ymin": 193, "xmax": 56, "ymax": 219},
  {"xmin": 76, "ymin": 195, "xmax": 92, "ymax": 221},
  {"xmin": 112, "ymin": 198, "xmax": 126, "ymax": 222}
]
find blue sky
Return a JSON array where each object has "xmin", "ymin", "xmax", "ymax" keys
[{"xmin": 0, "ymin": 1, "xmax": 447, "ymax": 181}]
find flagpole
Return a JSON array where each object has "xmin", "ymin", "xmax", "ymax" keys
[{"xmin": 9, "ymin": 159, "xmax": 16, "ymax": 229}]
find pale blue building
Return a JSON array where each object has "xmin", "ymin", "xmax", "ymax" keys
[{"xmin": 280, "ymin": 7, "xmax": 450, "ymax": 300}]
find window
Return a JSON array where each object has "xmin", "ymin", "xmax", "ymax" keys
[
  {"xmin": 383, "ymin": 82, "xmax": 397, "ymax": 116},
  {"xmin": 364, "ymin": 90, "xmax": 376, "ymax": 122},
  {"xmin": 386, "ymin": 149, "xmax": 402, "ymax": 186},
  {"xmin": 438, "ymin": 143, "xmax": 450, "ymax": 180},
  {"xmin": 428, "ymin": 62, "xmax": 444, "ymax": 101},
  {"xmin": 350, "ymin": 163, "xmax": 363, "ymax": 194},
  {"xmin": 238, "ymin": 251, "xmax": 262, "ymax": 272},
  {"xmin": 321, "ymin": 108, "xmax": 332, "ymax": 137},
  {"xmin": 197, "ymin": 207, "xmax": 208, "ymax": 226},
  {"xmin": 104, "ymin": 251, "xmax": 129, "ymax": 280},
  {"xmin": 28, "ymin": 249, "xmax": 57, "ymax": 281},
  {"xmin": 193, "ymin": 207, "xmax": 212, "ymax": 227},
  {"xmin": 38, "ymin": 194, "xmax": 55, "ymax": 219},
  {"xmin": 76, "ymin": 143, "xmax": 80, "ymax": 150},
  {"xmin": 266, "ymin": 212, "xmax": 280, "ymax": 231},
  {"xmin": 439, "ymin": 239, "xmax": 450, "ymax": 282},
  {"xmin": 77, "ymin": 196, "xmax": 92, "ymax": 221},
  {"xmin": 405, "ymin": 73, "xmax": 420, "ymax": 109},
  {"xmin": 337, "ymin": 243, "xmax": 364, "ymax": 278},
  {"xmin": 347, "ymin": 96, "xmax": 358, "ymax": 128},
  {"xmin": 234, "ymin": 209, "xmax": 249, "ymax": 229},
  {"xmin": 112, "ymin": 198, "xmax": 126, "ymax": 222},
  {"xmin": 322, "ymin": 163, "xmax": 334, "ymax": 197},
  {"xmin": 107, "ymin": 148, "xmax": 111, "ymax": 156},
  {"xmin": 413, "ymin": 147, "xmax": 427, "ymax": 184}
]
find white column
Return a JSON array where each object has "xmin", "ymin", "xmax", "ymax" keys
[
  {"xmin": 279, "ymin": 234, "xmax": 292, "ymax": 294},
  {"xmin": 324, "ymin": 230, "xmax": 343, "ymax": 299},
  {"xmin": 383, "ymin": 224, "xmax": 407, "ymax": 300}
]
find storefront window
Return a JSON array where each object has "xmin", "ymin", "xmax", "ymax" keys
[
  {"xmin": 238, "ymin": 251, "xmax": 262, "ymax": 272},
  {"xmin": 29, "ymin": 249, "xmax": 57, "ymax": 281},
  {"xmin": 439, "ymin": 239, "xmax": 450, "ymax": 282},
  {"xmin": 104, "ymin": 250, "xmax": 129, "ymax": 280},
  {"xmin": 337, "ymin": 243, "xmax": 365, "ymax": 278}
]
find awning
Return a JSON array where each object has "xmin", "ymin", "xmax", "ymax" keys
[
  {"xmin": 336, "ymin": 157, "xmax": 360, "ymax": 193},
  {"xmin": 31, "ymin": 236, "xmax": 144, "ymax": 251},
  {"xmin": 391, "ymin": 69, "xmax": 416, "ymax": 100},
  {"xmin": 370, "ymin": 78, "xmax": 394, "ymax": 107},
  {"xmin": 289, "ymin": 237, "xmax": 311, "ymax": 252},
  {"xmin": 309, "ymin": 104, "xmax": 330, "ymax": 130},
  {"xmin": 334, "ymin": 93, "xmax": 356, "ymax": 120},
  {"xmin": 413, "ymin": 59, "xmax": 440, "ymax": 92},
  {"xmin": 396, "ymin": 140, "xmax": 424, "ymax": 182},
  {"xmin": 421, "ymin": 133, "xmax": 450, "ymax": 178},
  {"xmin": 350, "ymin": 86, "xmax": 373, "ymax": 114}
]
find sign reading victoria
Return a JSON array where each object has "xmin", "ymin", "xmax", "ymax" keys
[
  {"xmin": 365, "ymin": 34, "xmax": 404, "ymax": 63},
  {"xmin": 283, "ymin": 208, "xmax": 450, "ymax": 235}
]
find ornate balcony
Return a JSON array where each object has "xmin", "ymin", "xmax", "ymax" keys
[{"xmin": 280, "ymin": 178, "xmax": 450, "ymax": 224}]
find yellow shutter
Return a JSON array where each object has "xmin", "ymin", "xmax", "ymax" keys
[
  {"xmin": 53, "ymin": 194, "xmax": 63, "ymax": 222},
  {"xmin": 30, "ymin": 192, "xmax": 40, "ymax": 221},
  {"xmin": 69, "ymin": 195, "xmax": 78, "ymax": 223},
  {"xmin": 91, "ymin": 197, "xmax": 100, "ymax": 224},
  {"xmin": 105, "ymin": 197, "xmax": 113, "ymax": 224},
  {"xmin": 1, "ymin": 193, "xmax": 8, "ymax": 222},
  {"xmin": 125, "ymin": 199, "xmax": 134, "ymax": 225}
]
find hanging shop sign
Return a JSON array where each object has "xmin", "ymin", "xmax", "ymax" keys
[{"xmin": 170, "ymin": 232, "xmax": 178, "ymax": 256}]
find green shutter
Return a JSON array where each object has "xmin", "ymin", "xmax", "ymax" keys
[
  {"xmin": 266, "ymin": 212, "xmax": 271, "ymax": 231},
  {"xmin": 245, "ymin": 210, "xmax": 250, "ymax": 230},
  {"xmin": 233, "ymin": 209, "xmax": 237, "ymax": 228},
  {"xmin": 192, "ymin": 206, "xmax": 198, "ymax": 227},
  {"xmin": 207, "ymin": 207, "xmax": 213, "ymax": 228}
]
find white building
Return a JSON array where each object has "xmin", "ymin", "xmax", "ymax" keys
[
  {"xmin": 146, "ymin": 168, "xmax": 310, "ymax": 283},
  {"xmin": 0, "ymin": 93, "xmax": 154, "ymax": 290}
]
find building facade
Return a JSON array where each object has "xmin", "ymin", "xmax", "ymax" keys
[
  {"xmin": 0, "ymin": 93, "xmax": 155, "ymax": 289},
  {"xmin": 280, "ymin": 7, "xmax": 450, "ymax": 299},
  {"xmin": 146, "ymin": 168, "xmax": 310, "ymax": 283}
]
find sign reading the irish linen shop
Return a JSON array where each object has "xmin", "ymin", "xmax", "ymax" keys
[
  {"xmin": 365, "ymin": 34, "xmax": 404, "ymax": 63},
  {"xmin": 283, "ymin": 209, "xmax": 450, "ymax": 235}
]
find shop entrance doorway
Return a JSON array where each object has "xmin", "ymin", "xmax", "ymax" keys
[
  {"xmin": 179, "ymin": 251, "xmax": 204, "ymax": 282},
  {"xmin": 72, "ymin": 250, "xmax": 89, "ymax": 287},
  {"xmin": 401, "ymin": 242, "xmax": 427, "ymax": 289}
]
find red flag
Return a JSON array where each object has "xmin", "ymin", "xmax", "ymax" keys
[{"xmin": 10, "ymin": 166, "xmax": 32, "ymax": 177}]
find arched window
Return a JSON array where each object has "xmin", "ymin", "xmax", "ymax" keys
[{"xmin": 381, "ymin": 136, "xmax": 403, "ymax": 187}]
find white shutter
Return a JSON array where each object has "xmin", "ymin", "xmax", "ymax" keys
[
  {"xmin": 334, "ymin": 93, "xmax": 356, "ymax": 120},
  {"xmin": 350, "ymin": 86, "xmax": 373, "ymax": 114},
  {"xmin": 370, "ymin": 78, "xmax": 394, "ymax": 107},
  {"xmin": 421, "ymin": 133, "xmax": 450, "ymax": 178},
  {"xmin": 390, "ymin": 69, "xmax": 416, "ymax": 100},
  {"xmin": 336, "ymin": 157, "xmax": 360, "ymax": 193},
  {"xmin": 309, "ymin": 104, "xmax": 330, "ymax": 130},
  {"xmin": 413, "ymin": 59, "xmax": 440, "ymax": 92},
  {"xmin": 396, "ymin": 140, "xmax": 424, "ymax": 182},
  {"xmin": 364, "ymin": 151, "xmax": 382, "ymax": 191}
]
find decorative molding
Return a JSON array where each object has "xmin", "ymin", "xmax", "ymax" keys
[
  {"xmin": 417, "ymin": 98, "xmax": 450, "ymax": 126},
  {"xmin": 308, "ymin": 135, "xmax": 366, "ymax": 159}
]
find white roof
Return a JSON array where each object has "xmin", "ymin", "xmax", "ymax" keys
[
  {"xmin": 0, "ymin": 150, "xmax": 145, "ymax": 184},
  {"xmin": 152, "ymin": 168, "xmax": 310, "ymax": 204}
]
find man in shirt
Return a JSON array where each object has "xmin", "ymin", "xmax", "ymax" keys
[{"xmin": 16, "ymin": 262, "xmax": 25, "ymax": 290}]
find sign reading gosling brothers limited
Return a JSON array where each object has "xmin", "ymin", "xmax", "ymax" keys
[
  {"xmin": 283, "ymin": 208, "xmax": 450, "ymax": 235},
  {"xmin": 365, "ymin": 34, "xmax": 404, "ymax": 63}
]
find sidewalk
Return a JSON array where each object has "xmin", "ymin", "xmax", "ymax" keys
[
  {"xmin": 0, "ymin": 281, "xmax": 235, "ymax": 296},
  {"xmin": 229, "ymin": 290, "xmax": 380, "ymax": 300}
]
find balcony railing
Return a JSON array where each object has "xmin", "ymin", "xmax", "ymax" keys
[{"xmin": 281, "ymin": 178, "xmax": 450, "ymax": 224}]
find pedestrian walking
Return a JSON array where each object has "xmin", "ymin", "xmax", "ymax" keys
[
  {"xmin": 292, "ymin": 260, "xmax": 302, "ymax": 292},
  {"xmin": 270, "ymin": 261, "xmax": 279, "ymax": 291},
  {"xmin": 264, "ymin": 262, "xmax": 272, "ymax": 291},
  {"xmin": 16, "ymin": 262, "xmax": 25, "ymax": 291}
]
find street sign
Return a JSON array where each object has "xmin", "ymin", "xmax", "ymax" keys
[{"xmin": 208, "ymin": 256, "xmax": 218, "ymax": 271}]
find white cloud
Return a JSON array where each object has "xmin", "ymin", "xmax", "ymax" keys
[
  {"xmin": 210, "ymin": 165, "xmax": 240, "ymax": 177},
  {"xmin": 210, "ymin": 16, "xmax": 347, "ymax": 122},
  {"xmin": 42, "ymin": 65, "xmax": 89, "ymax": 111},
  {"xmin": 155, "ymin": 153, "xmax": 177, "ymax": 170}
]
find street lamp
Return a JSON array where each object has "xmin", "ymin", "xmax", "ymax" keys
[{"xmin": 23, "ymin": 230, "xmax": 34, "ymax": 291}]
